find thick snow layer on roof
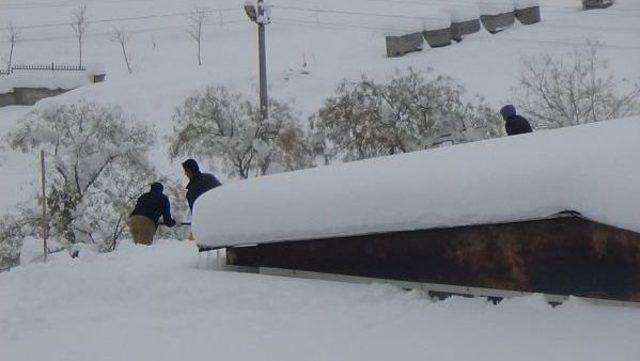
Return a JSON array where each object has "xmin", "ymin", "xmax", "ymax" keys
[
  {"xmin": 1, "ymin": 72, "xmax": 93, "ymax": 91},
  {"xmin": 193, "ymin": 117, "xmax": 640, "ymax": 248}
]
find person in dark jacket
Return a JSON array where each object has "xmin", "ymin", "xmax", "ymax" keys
[
  {"xmin": 500, "ymin": 105, "xmax": 533, "ymax": 136},
  {"xmin": 182, "ymin": 159, "xmax": 222, "ymax": 211},
  {"xmin": 128, "ymin": 182, "xmax": 176, "ymax": 245}
]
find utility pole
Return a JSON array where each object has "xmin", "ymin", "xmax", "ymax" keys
[{"xmin": 244, "ymin": 0, "xmax": 269, "ymax": 120}]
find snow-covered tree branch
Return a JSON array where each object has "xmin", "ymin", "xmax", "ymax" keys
[
  {"xmin": 310, "ymin": 68, "xmax": 502, "ymax": 162},
  {"xmin": 5, "ymin": 102, "xmax": 156, "ymax": 251},
  {"xmin": 169, "ymin": 86, "xmax": 314, "ymax": 179}
]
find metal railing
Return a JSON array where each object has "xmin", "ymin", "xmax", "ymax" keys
[{"xmin": 1, "ymin": 63, "xmax": 86, "ymax": 75}]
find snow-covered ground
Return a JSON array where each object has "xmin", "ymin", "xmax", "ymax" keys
[
  {"xmin": 2, "ymin": 2, "xmax": 640, "ymax": 359},
  {"xmin": 2, "ymin": 0, "xmax": 640, "ymax": 213},
  {"xmin": 2, "ymin": 239, "xmax": 640, "ymax": 361}
]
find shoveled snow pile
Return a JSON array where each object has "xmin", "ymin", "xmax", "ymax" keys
[
  {"xmin": 193, "ymin": 117, "xmax": 640, "ymax": 248},
  {"xmin": 2, "ymin": 239, "xmax": 640, "ymax": 361}
]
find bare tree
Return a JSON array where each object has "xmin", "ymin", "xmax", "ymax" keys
[
  {"xmin": 5, "ymin": 23, "xmax": 21, "ymax": 73},
  {"xmin": 71, "ymin": 4, "xmax": 88, "ymax": 67},
  {"xmin": 187, "ymin": 6, "xmax": 207, "ymax": 65},
  {"xmin": 111, "ymin": 28, "xmax": 133, "ymax": 74},
  {"xmin": 514, "ymin": 45, "xmax": 640, "ymax": 129}
]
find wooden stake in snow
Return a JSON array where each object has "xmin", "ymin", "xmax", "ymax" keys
[{"xmin": 40, "ymin": 150, "xmax": 48, "ymax": 263}]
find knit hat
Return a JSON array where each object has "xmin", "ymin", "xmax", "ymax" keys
[{"xmin": 500, "ymin": 104, "xmax": 517, "ymax": 120}]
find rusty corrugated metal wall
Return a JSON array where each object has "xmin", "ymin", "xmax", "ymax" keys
[{"xmin": 228, "ymin": 217, "xmax": 640, "ymax": 301}]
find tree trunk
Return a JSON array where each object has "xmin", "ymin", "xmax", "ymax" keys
[
  {"xmin": 197, "ymin": 39, "xmax": 202, "ymax": 65},
  {"xmin": 78, "ymin": 36, "xmax": 83, "ymax": 68},
  {"xmin": 7, "ymin": 41, "xmax": 14, "ymax": 73}
]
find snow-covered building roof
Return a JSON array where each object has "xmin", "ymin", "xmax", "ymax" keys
[
  {"xmin": 0, "ymin": 72, "xmax": 93, "ymax": 92},
  {"xmin": 193, "ymin": 117, "xmax": 640, "ymax": 248}
]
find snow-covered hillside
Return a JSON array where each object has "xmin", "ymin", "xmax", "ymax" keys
[
  {"xmin": 1, "ymin": 0, "xmax": 640, "ymax": 213},
  {"xmin": 2, "ymin": 1, "xmax": 640, "ymax": 359},
  {"xmin": 2, "ymin": 239, "xmax": 640, "ymax": 361}
]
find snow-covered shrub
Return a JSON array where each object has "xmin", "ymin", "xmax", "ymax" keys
[
  {"xmin": 310, "ymin": 68, "xmax": 502, "ymax": 162},
  {"xmin": 169, "ymin": 86, "xmax": 314, "ymax": 179},
  {"xmin": 0, "ymin": 214, "xmax": 24, "ymax": 270},
  {"xmin": 6, "ymin": 101, "xmax": 156, "ymax": 252},
  {"xmin": 514, "ymin": 45, "xmax": 640, "ymax": 129}
]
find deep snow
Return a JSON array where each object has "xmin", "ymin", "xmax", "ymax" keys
[
  {"xmin": 1, "ymin": 2, "xmax": 640, "ymax": 358},
  {"xmin": 2, "ymin": 239, "xmax": 640, "ymax": 361}
]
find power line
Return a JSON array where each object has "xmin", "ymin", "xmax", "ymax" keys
[
  {"xmin": 0, "ymin": 7, "xmax": 245, "ymax": 32},
  {"xmin": 272, "ymin": 5, "xmax": 640, "ymax": 34},
  {"xmin": 271, "ymin": 17, "xmax": 640, "ymax": 51},
  {"xmin": 270, "ymin": 0, "xmax": 640, "ymax": 18},
  {"xmin": 0, "ymin": 20, "xmax": 248, "ymax": 44},
  {"xmin": 274, "ymin": 5, "xmax": 446, "ymax": 21}
]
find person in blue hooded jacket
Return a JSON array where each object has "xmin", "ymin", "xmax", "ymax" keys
[
  {"xmin": 182, "ymin": 159, "xmax": 222, "ymax": 211},
  {"xmin": 128, "ymin": 182, "xmax": 176, "ymax": 245},
  {"xmin": 500, "ymin": 105, "xmax": 533, "ymax": 136}
]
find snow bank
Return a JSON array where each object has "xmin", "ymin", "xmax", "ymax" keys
[
  {"xmin": 193, "ymin": 117, "xmax": 640, "ymax": 248},
  {"xmin": 0, "ymin": 79, "xmax": 12, "ymax": 93},
  {"xmin": 445, "ymin": 0, "xmax": 480, "ymax": 23},
  {"xmin": 514, "ymin": 0, "xmax": 540, "ymax": 10},
  {"xmin": 2, "ymin": 239, "xmax": 640, "ymax": 361},
  {"xmin": 478, "ymin": 0, "xmax": 515, "ymax": 15}
]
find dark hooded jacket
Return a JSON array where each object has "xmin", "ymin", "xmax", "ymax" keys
[
  {"xmin": 130, "ymin": 183, "xmax": 176, "ymax": 227},
  {"xmin": 186, "ymin": 171, "xmax": 221, "ymax": 211},
  {"xmin": 501, "ymin": 105, "xmax": 533, "ymax": 136}
]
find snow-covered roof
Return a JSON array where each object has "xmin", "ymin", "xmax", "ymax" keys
[
  {"xmin": 0, "ymin": 71, "xmax": 94, "ymax": 93},
  {"xmin": 195, "ymin": 117, "xmax": 640, "ymax": 248}
]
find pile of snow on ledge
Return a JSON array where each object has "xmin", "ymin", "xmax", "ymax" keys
[{"xmin": 193, "ymin": 117, "xmax": 640, "ymax": 248}]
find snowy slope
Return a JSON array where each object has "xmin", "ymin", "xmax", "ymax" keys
[
  {"xmin": 193, "ymin": 117, "xmax": 640, "ymax": 248},
  {"xmin": 1, "ymin": 0, "xmax": 640, "ymax": 215},
  {"xmin": 2, "ymin": 239, "xmax": 640, "ymax": 361}
]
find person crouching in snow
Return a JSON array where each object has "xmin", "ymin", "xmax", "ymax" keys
[
  {"xmin": 500, "ymin": 104, "xmax": 533, "ymax": 136},
  {"xmin": 128, "ymin": 182, "xmax": 176, "ymax": 245},
  {"xmin": 182, "ymin": 159, "xmax": 221, "ymax": 211}
]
